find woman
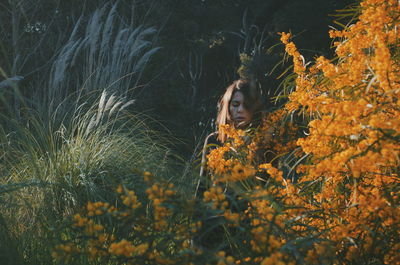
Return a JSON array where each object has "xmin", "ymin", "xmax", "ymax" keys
[
  {"xmin": 194, "ymin": 79, "xmax": 266, "ymax": 251},
  {"xmin": 199, "ymin": 78, "xmax": 264, "ymax": 177}
]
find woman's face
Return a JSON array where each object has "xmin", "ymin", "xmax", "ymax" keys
[{"xmin": 229, "ymin": 91, "xmax": 253, "ymax": 128}]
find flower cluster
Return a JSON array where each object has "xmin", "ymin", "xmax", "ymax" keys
[
  {"xmin": 206, "ymin": 124, "xmax": 257, "ymax": 183},
  {"xmin": 108, "ymin": 240, "xmax": 148, "ymax": 257},
  {"xmin": 53, "ymin": 172, "xmax": 202, "ymax": 264},
  {"xmin": 145, "ymin": 181, "xmax": 175, "ymax": 230}
]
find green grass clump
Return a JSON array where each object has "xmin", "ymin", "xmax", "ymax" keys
[{"xmin": 0, "ymin": 91, "xmax": 176, "ymax": 264}]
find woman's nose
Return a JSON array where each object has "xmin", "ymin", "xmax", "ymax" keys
[{"xmin": 237, "ymin": 104, "xmax": 244, "ymax": 112}]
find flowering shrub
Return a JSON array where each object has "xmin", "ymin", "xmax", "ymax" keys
[
  {"xmin": 278, "ymin": 0, "xmax": 400, "ymax": 263},
  {"xmin": 52, "ymin": 172, "xmax": 203, "ymax": 264},
  {"xmin": 54, "ymin": 0, "xmax": 399, "ymax": 264},
  {"xmin": 205, "ymin": 0, "xmax": 400, "ymax": 263}
]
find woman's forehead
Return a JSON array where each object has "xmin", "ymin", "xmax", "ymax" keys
[{"xmin": 231, "ymin": 91, "xmax": 244, "ymax": 101}]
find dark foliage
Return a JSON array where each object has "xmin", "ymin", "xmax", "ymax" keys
[{"xmin": 0, "ymin": 0, "xmax": 353, "ymax": 156}]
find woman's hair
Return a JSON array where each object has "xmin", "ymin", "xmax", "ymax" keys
[{"xmin": 216, "ymin": 79, "xmax": 264, "ymax": 142}]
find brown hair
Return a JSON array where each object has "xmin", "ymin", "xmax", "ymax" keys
[{"xmin": 216, "ymin": 79, "xmax": 263, "ymax": 142}]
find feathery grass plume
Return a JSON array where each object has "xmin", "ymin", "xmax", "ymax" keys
[{"xmin": 47, "ymin": 2, "xmax": 160, "ymax": 114}]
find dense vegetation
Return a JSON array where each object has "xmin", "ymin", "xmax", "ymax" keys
[{"xmin": 1, "ymin": 0, "xmax": 398, "ymax": 264}]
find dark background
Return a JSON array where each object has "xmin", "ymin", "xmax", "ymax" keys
[{"xmin": 0, "ymin": 0, "xmax": 355, "ymax": 156}]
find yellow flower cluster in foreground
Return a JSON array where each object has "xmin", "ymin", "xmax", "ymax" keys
[
  {"xmin": 52, "ymin": 172, "xmax": 202, "ymax": 264},
  {"xmin": 109, "ymin": 240, "xmax": 148, "ymax": 257}
]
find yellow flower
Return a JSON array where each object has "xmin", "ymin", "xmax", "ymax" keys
[{"xmin": 230, "ymin": 163, "xmax": 256, "ymax": 181}]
